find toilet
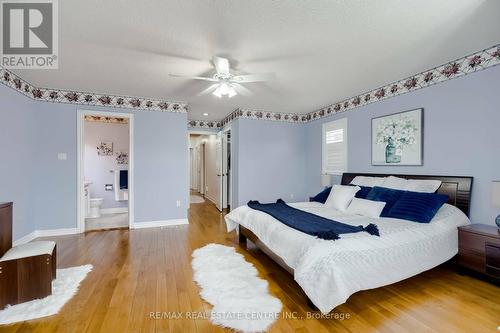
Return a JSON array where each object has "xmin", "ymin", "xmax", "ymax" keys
[{"xmin": 88, "ymin": 198, "xmax": 104, "ymax": 218}]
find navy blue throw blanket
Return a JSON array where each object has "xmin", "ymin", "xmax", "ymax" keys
[{"xmin": 247, "ymin": 199, "xmax": 379, "ymax": 240}]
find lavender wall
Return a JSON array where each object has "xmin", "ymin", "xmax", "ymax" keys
[
  {"xmin": 0, "ymin": 91, "xmax": 78, "ymax": 237},
  {"xmin": 229, "ymin": 121, "xmax": 240, "ymax": 209},
  {"xmin": 305, "ymin": 65, "xmax": 500, "ymax": 225},
  {"xmin": 233, "ymin": 118, "xmax": 308, "ymax": 206},
  {"xmin": 0, "ymin": 83, "xmax": 189, "ymax": 240},
  {"xmin": 0, "ymin": 84, "xmax": 38, "ymax": 239},
  {"xmin": 133, "ymin": 110, "xmax": 188, "ymax": 222},
  {"xmin": 29, "ymin": 101, "xmax": 79, "ymax": 231}
]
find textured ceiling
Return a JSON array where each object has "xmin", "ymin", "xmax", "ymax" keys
[{"xmin": 13, "ymin": 0, "xmax": 500, "ymax": 121}]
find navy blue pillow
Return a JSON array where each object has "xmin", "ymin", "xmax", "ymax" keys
[
  {"xmin": 354, "ymin": 186, "xmax": 372, "ymax": 199},
  {"xmin": 386, "ymin": 192, "xmax": 449, "ymax": 223},
  {"xmin": 311, "ymin": 186, "xmax": 332, "ymax": 203},
  {"xmin": 365, "ymin": 186, "xmax": 405, "ymax": 217}
]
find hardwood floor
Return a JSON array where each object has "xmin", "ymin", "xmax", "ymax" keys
[{"xmin": 2, "ymin": 201, "xmax": 499, "ymax": 333}]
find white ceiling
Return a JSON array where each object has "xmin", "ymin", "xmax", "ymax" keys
[{"xmin": 14, "ymin": 0, "xmax": 500, "ymax": 121}]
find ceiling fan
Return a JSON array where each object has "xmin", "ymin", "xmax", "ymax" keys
[{"xmin": 169, "ymin": 56, "xmax": 275, "ymax": 98}]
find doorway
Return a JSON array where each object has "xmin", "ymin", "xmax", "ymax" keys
[
  {"xmin": 189, "ymin": 132, "xmax": 211, "ymax": 206},
  {"xmin": 188, "ymin": 130, "xmax": 231, "ymax": 212},
  {"xmin": 77, "ymin": 110, "xmax": 134, "ymax": 232},
  {"xmin": 218, "ymin": 129, "xmax": 231, "ymax": 211}
]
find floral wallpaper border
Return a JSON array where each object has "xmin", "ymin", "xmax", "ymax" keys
[
  {"xmin": 187, "ymin": 108, "xmax": 308, "ymax": 129},
  {"xmin": 0, "ymin": 67, "xmax": 188, "ymax": 113},
  {"xmin": 84, "ymin": 115, "xmax": 129, "ymax": 124},
  {"xmin": 188, "ymin": 43, "xmax": 500, "ymax": 129},
  {"xmin": 1, "ymin": 43, "xmax": 498, "ymax": 128}
]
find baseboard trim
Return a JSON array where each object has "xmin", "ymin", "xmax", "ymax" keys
[
  {"xmin": 131, "ymin": 218, "xmax": 189, "ymax": 229},
  {"xmin": 205, "ymin": 194, "xmax": 218, "ymax": 206},
  {"xmin": 13, "ymin": 228, "xmax": 79, "ymax": 246},
  {"xmin": 36, "ymin": 228, "xmax": 79, "ymax": 237},
  {"xmin": 101, "ymin": 207, "xmax": 129, "ymax": 214}
]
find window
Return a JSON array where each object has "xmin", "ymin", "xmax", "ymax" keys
[{"xmin": 322, "ymin": 118, "xmax": 347, "ymax": 175}]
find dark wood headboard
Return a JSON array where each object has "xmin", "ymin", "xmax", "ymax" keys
[{"xmin": 341, "ymin": 173, "xmax": 473, "ymax": 217}]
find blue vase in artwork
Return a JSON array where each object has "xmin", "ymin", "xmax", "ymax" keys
[{"xmin": 385, "ymin": 138, "xmax": 401, "ymax": 163}]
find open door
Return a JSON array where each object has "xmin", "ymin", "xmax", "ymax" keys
[
  {"xmin": 221, "ymin": 131, "xmax": 229, "ymax": 210},
  {"xmin": 216, "ymin": 132, "xmax": 223, "ymax": 211},
  {"xmin": 216, "ymin": 131, "xmax": 230, "ymax": 211},
  {"xmin": 226, "ymin": 130, "xmax": 231, "ymax": 210}
]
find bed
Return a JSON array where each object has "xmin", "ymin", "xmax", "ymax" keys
[{"xmin": 225, "ymin": 173, "xmax": 473, "ymax": 313}]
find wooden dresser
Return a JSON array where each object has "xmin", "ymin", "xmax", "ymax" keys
[
  {"xmin": 0, "ymin": 202, "xmax": 57, "ymax": 309},
  {"xmin": 0, "ymin": 202, "xmax": 13, "ymax": 258},
  {"xmin": 458, "ymin": 224, "xmax": 500, "ymax": 281}
]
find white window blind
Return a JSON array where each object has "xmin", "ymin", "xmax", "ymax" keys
[{"xmin": 322, "ymin": 118, "xmax": 347, "ymax": 175}]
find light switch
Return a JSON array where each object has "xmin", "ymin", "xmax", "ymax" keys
[{"xmin": 57, "ymin": 153, "xmax": 67, "ymax": 160}]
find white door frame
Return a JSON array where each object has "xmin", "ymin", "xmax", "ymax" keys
[
  {"xmin": 216, "ymin": 131, "xmax": 223, "ymax": 211},
  {"xmin": 77, "ymin": 109, "xmax": 134, "ymax": 233},
  {"xmin": 224, "ymin": 127, "xmax": 232, "ymax": 210}
]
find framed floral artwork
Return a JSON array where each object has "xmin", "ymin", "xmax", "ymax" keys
[
  {"xmin": 116, "ymin": 151, "xmax": 128, "ymax": 165},
  {"xmin": 371, "ymin": 108, "xmax": 423, "ymax": 166}
]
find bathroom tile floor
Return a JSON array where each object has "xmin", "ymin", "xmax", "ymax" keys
[{"xmin": 85, "ymin": 213, "xmax": 129, "ymax": 231}]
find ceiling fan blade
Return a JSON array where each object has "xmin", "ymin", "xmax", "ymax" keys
[
  {"xmin": 231, "ymin": 72, "xmax": 276, "ymax": 83},
  {"xmin": 197, "ymin": 84, "xmax": 219, "ymax": 96},
  {"xmin": 232, "ymin": 83, "xmax": 253, "ymax": 97},
  {"xmin": 169, "ymin": 74, "xmax": 217, "ymax": 82},
  {"xmin": 213, "ymin": 56, "xmax": 230, "ymax": 75}
]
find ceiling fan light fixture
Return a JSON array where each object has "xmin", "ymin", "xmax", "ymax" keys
[
  {"xmin": 212, "ymin": 82, "xmax": 237, "ymax": 98},
  {"xmin": 228, "ymin": 86, "xmax": 237, "ymax": 98},
  {"xmin": 170, "ymin": 56, "xmax": 271, "ymax": 98},
  {"xmin": 212, "ymin": 86, "xmax": 223, "ymax": 98},
  {"xmin": 219, "ymin": 83, "xmax": 230, "ymax": 95}
]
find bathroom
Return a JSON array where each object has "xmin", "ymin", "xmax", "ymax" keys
[{"xmin": 84, "ymin": 115, "xmax": 129, "ymax": 231}]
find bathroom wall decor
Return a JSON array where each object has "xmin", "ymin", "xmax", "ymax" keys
[
  {"xmin": 116, "ymin": 151, "xmax": 128, "ymax": 165},
  {"xmin": 97, "ymin": 142, "xmax": 113, "ymax": 156}
]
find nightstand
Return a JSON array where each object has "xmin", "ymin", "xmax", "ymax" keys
[{"xmin": 458, "ymin": 224, "xmax": 500, "ymax": 281}]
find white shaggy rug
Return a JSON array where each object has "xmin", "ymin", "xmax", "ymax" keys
[
  {"xmin": 192, "ymin": 244, "xmax": 282, "ymax": 333},
  {"xmin": 0, "ymin": 265, "xmax": 93, "ymax": 325},
  {"xmin": 190, "ymin": 195, "xmax": 205, "ymax": 204}
]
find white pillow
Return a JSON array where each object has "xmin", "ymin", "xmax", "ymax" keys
[
  {"xmin": 381, "ymin": 176, "xmax": 408, "ymax": 190},
  {"xmin": 346, "ymin": 198, "xmax": 386, "ymax": 219},
  {"xmin": 405, "ymin": 179, "xmax": 442, "ymax": 193},
  {"xmin": 382, "ymin": 176, "xmax": 442, "ymax": 193},
  {"xmin": 325, "ymin": 185, "xmax": 360, "ymax": 211},
  {"xmin": 350, "ymin": 176, "xmax": 386, "ymax": 187}
]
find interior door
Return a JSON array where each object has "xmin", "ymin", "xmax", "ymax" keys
[
  {"xmin": 226, "ymin": 131, "xmax": 231, "ymax": 210},
  {"xmin": 199, "ymin": 143, "xmax": 205, "ymax": 195},
  {"xmin": 189, "ymin": 148, "xmax": 194, "ymax": 189},
  {"xmin": 221, "ymin": 131, "xmax": 229, "ymax": 210},
  {"xmin": 193, "ymin": 146, "xmax": 199, "ymax": 191},
  {"xmin": 216, "ymin": 133, "xmax": 223, "ymax": 211},
  {"xmin": 196, "ymin": 145, "xmax": 202, "ymax": 193}
]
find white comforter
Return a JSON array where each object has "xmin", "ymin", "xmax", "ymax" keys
[{"xmin": 225, "ymin": 202, "xmax": 470, "ymax": 313}]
